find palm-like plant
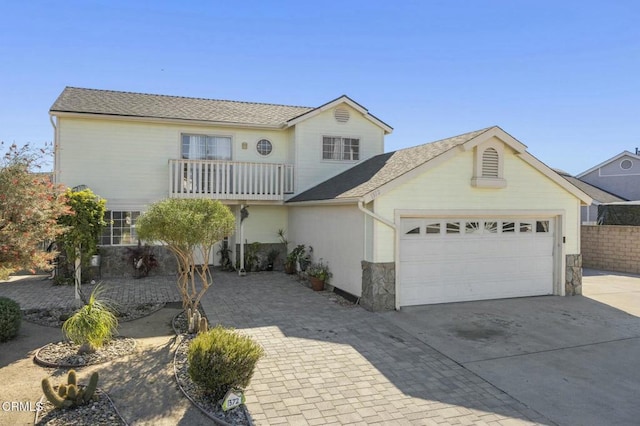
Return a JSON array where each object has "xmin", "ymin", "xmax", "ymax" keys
[{"xmin": 62, "ymin": 284, "xmax": 118, "ymax": 352}]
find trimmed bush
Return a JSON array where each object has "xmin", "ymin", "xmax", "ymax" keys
[
  {"xmin": 0, "ymin": 297, "xmax": 21, "ymax": 342},
  {"xmin": 187, "ymin": 326, "xmax": 264, "ymax": 401}
]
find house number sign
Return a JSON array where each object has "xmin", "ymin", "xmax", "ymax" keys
[{"xmin": 222, "ymin": 389, "xmax": 245, "ymax": 411}]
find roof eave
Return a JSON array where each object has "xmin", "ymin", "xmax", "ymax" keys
[
  {"xmin": 49, "ymin": 111, "xmax": 284, "ymax": 130},
  {"xmin": 284, "ymin": 95, "xmax": 393, "ymax": 134},
  {"xmin": 285, "ymin": 196, "xmax": 361, "ymax": 206}
]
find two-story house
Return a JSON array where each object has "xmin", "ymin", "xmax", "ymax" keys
[{"xmin": 51, "ymin": 87, "xmax": 591, "ymax": 310}]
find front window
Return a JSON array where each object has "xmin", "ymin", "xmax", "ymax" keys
[
  {"xmin": 100, "ymin": 211, "xmax": 140, "ymax": 245},
  {"xmin": 322, "ymin": 136, "xmax": 360, "ymax": 161},
  {"xmin": 181, "ymin": 134, "xmax": 231, "ymax": 160}
]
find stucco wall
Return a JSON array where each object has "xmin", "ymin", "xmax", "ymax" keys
[
  {"xmin": 288, "ymin": 204, "xmax": 364, "ymax": 296},
  {"xmin": 582, "ymin": 225, "xmax": 640, "ymax": 274}
]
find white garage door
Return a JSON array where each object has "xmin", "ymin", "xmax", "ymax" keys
[{"xmin": 399, "ymin": 218, "xmax": 555, "ymax": 306}]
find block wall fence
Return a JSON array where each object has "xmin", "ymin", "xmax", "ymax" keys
[{"xmin": 581, "ymin": 225, "xmax": 640, "ymax": 274}]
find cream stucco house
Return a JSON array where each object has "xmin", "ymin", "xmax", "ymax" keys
[{"xmin": 50, "ymin": 87, "xmax": 591, "ymax": 310}]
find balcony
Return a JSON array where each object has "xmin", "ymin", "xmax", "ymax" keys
[{"xmin": 169, "ymin": 159, "xmax": 294, "ymax": 201}]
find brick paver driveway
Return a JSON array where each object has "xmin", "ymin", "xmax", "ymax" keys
[{"xmin": 201, "ymin": 273, "xmax": 549, "ymax": 425}]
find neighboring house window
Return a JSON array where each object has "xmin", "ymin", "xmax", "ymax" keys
[
  {"xmin": 322, "ymin": 136, "xmax": 360, "ymax": 160},
  {"xmin": 256, "ymin": 139, "xmax": 273, "ymax": 156},
  {"xmin": 181, "ymin": 134, "xmax": 231, "ymax": 160},
  {"xmin": 620, "ymin": 159, "xmax": 633, "ymax": 170},
  {"xmin": 100, "ymin": 211, "xmax": 140, "ymax": 245}
]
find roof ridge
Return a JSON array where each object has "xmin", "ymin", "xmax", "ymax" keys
[
  {"xmin": 391, "ymin": 126, "xmax": 497, "ymax": 154},
  {"xmin": 63, "ymin": 86, "xmax": 314, "ymax": 110}
]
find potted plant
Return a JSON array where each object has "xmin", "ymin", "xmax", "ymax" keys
[
  {"xmin": 285, "ymin": 244, "xmax": 306, "ymax": 275},
  {"xmin": 306, "ymin": 258, "xmax": 332, "ymax": 291}
]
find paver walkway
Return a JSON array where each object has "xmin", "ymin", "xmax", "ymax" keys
[
  {"xmin": 0, "ymin": 274, "xmax": 181, "ymax": 309},
  {"xmin": 1, "ymin": 272, "xmax": 550, "ymax": 424},
  {"xmin": 201, "ymin": 273, "xmax": 551, "ymax": 425}
]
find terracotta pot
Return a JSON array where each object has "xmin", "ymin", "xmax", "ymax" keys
[{"xmin": 309, "ymin": 276, "xmax": 325, "ymax": 291}]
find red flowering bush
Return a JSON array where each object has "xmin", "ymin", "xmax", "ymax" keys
[{"xmin": 0, "ymin": 142, "xmax": 69, "ymax": 279}]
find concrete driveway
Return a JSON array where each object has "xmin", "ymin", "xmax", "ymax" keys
[{"xmin": 383, "ymin": 268, "xmax": 640, "ymax": 426}]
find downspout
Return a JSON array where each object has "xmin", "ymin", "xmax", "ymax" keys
[
  {"xmin": 49, "ymin": 114, "xmax": 59, "ymax": 183},
  {"xmin": 357, "ymin": 200, "xmax": 395, "ymax": 230},
  {"xmin": 358, "ymin": 200, "xmax": 398, "ymax": 310}
]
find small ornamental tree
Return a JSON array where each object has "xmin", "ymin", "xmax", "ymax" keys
[
  {"xmin": 0, "ymin": 142, "xmax": 68, "ymax": 280},
  {"xmin": 136, "ymin": 199, "xmax": 235, "ymax": 312},
  {"xmin": 57, "ymin": 188, "xmax": 106, "ymax": 299},
  {"xmin": 57, "ymin": 187, "xmax": 107, "ymax": 269}
]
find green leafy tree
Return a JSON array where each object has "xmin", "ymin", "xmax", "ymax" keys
[
  {"xmin": 0, "ymin": 142, "xmax": 68, "ymax": 279},
  {"xmin": 137, "ymin": 198, "xmax": 235, "ymax": 312},
  {"xmin": 57, "ymin": 188, "xmax": 106, "ymax": 289},
  {"xmin": 57, "ymin": 188, "xmax": 107, "ymax": 266}
]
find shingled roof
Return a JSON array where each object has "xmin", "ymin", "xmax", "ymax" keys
[
  {"xmin": 555, "ymin": 170, "xmax": 627, "ymax": 204},
  {"xmin": 288, "ymin": 126, "xmax": 496, "ymax": 202},
  {"xmin": 50, "ymin": 87, "xmax": 314, "ymax": 126}
]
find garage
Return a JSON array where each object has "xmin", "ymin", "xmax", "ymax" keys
[
  {"xmin": 399, "ymin": 217, "xmax": 555, "ymax": 306},
  {"xmin": 287, "ymin": 126, "xmax": 592, "ymax": 311}
]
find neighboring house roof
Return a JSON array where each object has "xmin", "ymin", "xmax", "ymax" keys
[
  {"xmin": 50, "ymin": 87, "xmax": 314, "ymax": 127},
  {"xmin": 288, "ymin": 126, "xmax": 592, "ymax": 205},
  {"xmin": 554, "ymin": 169, "xmax": 627, "ymax": 204},
  {"xmin": 49, "ymin": 88, "xmax": 393, "ymax": 134},
  {"xmin": 576, "ymin": 150, "xmax": 640, "ymax": 178}
]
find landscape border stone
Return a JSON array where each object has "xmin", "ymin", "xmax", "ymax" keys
[
  {"xmin": 34, "ymin": 337, "xmax": 137, "ymax": 368},
  {"xmin": 34, "ymin": 388, "xmax": 128, "ymax": 425}
]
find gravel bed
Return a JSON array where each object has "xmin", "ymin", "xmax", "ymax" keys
[
  {"xmin": 35, "ymin": 337, "xmax": 137, "ymax": 367},
  {"xmin": 171, "ymin": 306, "xmax": 207, "ymax": 334},
  {"xmin": 35, "ymin": 388, "xmax": 126, "ymax": 425},
  {"xmin": 174, "ymin": 334, "xmax": 252, "ymax": 425},
  {"xmin": 317, "ymin": 289, "xmax": 359, "ymax": 307},
  {"xmin": 23, "ymin": 302, "xmax": 165, "ymax": 328}
]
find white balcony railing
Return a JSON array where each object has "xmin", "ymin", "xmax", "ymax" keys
[{"xmin": 169, "ymin": 159, "xmax": 294, "ymax": 201}]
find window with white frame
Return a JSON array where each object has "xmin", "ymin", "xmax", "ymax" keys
[
  {"xmin": 100, "ymin": 211, "xmax": 140, "ymax": 245},
  {"xmin": 181, "ymin": 134, "xmax": 232, "ymax": 160},
  {"xmin": 322, "ymin": 136, "xmax": 360, "ymax": 160}
]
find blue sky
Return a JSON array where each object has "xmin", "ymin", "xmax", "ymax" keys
[{"xmin": 1, "ymin": 0, "xmax": 638, "ymax": 174}]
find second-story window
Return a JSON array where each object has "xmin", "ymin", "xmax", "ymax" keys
[
  {"xmin": 322, "ymin": 136, "xmax": 360, "ymax": 161},
  {"xmin": 181, "ymin": 134, "xmax": 231, "ymax": 160}
]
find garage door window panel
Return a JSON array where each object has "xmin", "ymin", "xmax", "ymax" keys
[
  {"xmin": 484, "ymin": 221, "xmax": 498, "ymax": 233},
  {"xmin": 464, "ymin": 221, "xmax": 480, "ymax": 234},
  {"xmin": 536, "ymin": 220, "xmax": 550, "ymax": 232},
  {"xmin": 501, "ymin": 221, "xmax": 516, "ymax": 233},
  {"xmin": 446, "ymin": 222, "xmax": 461, "ymax": 234},
  {"xmin": 402, "ymin": 219, "xmax": 423, "ymax": 237},
  {"xmin": 520, "ymin": 222, "xmax": 533, "ymax": 233},
  {"xmin": 426, "ymin": 223, "xmax": 441, "ymax": 234}
]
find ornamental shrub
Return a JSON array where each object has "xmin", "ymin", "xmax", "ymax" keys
[
  {"xmin": 187, "ymin": 325, "xmax": 264, "ymax": 401},
  {"xmin": 62, "ymin": 284, "xmax": 118, "ymax": 351},
  {"xmin": 0, "ymin": 297, "xmax": 21, "ymax": 342},
  {"xmin": 136, "ymin": 198, "xmax": 235, "ymax": 312}
]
